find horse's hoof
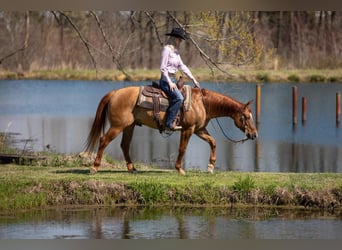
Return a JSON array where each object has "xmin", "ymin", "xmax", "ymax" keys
[
  {"xmin": 89, "ymin": 167, "xmax": 98, "ymax": 174},
  {"xmin": 129, "ymin": 169, "xmax": 138, "ymax": 174},
  {"xmin": 178, "ymin": 168, "xmax": 186, "ymax": 175},
  {"xmin": 207, "ymin": 164, "xmax": 214, "ymax": 174}
]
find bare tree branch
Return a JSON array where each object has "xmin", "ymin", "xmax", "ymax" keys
[
  {"xmin": 90, "ymin": 11, "xmax": 130, "ymax": 80},
  {"xmin": 0, "ymin": 11, "xmax": 30, "ymax": 65},
  {"xmin": 51, "ymin": 11, "xmax": 61, "ymax": 24},
  {"xmin": 144, "ymin": 11, "xmax": 163, "ymax": 47},
  {"xmin": 57, "ymin": 11, "xmax": 98, "ymax": 78},
  {"xmin": 166, "ymin": 12, "xmax": 235, "ymax": 79}
]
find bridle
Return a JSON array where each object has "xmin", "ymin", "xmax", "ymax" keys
[{"xmin": 199, "ymin": 87, "xmax": 250, "ymax": 144}]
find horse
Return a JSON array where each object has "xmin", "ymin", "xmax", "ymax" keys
[{"xmin": 85, "ymin": 85, "xmax": 258, "ymax": 175}]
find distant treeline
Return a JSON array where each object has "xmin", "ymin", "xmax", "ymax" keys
[{"xmin": 0, "ymin": 11, "xmax": 341, "ymax": 74}]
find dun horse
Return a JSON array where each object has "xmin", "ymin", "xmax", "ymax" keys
[{"xmin": 86, "ymin": 86, "xmax": 258, "ymax": 175}]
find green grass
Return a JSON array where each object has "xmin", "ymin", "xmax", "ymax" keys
[
  {"xmin": 287, "ymin": 74, "xmax": 300, "ymax": 82},
  {"xmin": 255, "ymin": 72, "xmax": 270, "ymax": 82},
  {"xmin": 0, "ymin": 163, "xmax": 341, "ymax": 211}
]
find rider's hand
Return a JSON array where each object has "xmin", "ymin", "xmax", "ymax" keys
[
  {"xmin": 169, "ymin": 82, "xmax": 177, "ymax": 91},
  {"xmin": 193, "ymin": 79, "xmax": 200, "ymax": 88}
]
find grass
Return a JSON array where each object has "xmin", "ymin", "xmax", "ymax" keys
[
  {"xmin": 0, "ymin": 162, "xmax": 341, "ymax": 211},
  {"xmin": 0, "ymin": 68, "xmax": 342, "ymax": 83},
  {"xmin": 1, "ymin": 128, "xmax": 342, "ymax": 211}
]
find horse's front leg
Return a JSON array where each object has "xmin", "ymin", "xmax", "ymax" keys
[
  {"xmin": 195, "ymin": 128, "xmax": 216, "ymax": 173},
  {"xmin": 175, "ymin": 128, "xmax": 194, "ymax": 175}
]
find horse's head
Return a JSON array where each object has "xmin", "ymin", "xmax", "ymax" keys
[{"xmin": 232, "ymin": 100, "xmax": 258, "ymax": 140}]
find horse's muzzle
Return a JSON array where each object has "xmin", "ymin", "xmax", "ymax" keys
[{"xmin": 247, "ymin": 131, "xmax": 258, "ymax": 140}]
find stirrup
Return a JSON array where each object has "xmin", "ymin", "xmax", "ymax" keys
[
  {"xmin": 165, "ymin": 125, "xmax": 182, "ymax": 132},
  {"xmin": 170, "ymin": 125, "xmax": 182, "ymax": 131}
]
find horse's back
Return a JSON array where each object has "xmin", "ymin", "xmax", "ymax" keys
[{"xmin": 109, "ymin": 86, "xmax": 140, "ymax": 107}]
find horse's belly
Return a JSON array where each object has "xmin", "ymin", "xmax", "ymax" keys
[{"xmin": 134, "ymin": 107, "xmax": 166, "ymax": 129}]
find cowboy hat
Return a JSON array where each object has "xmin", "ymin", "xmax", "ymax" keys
[{"xmin": 165, "ymin": 27, "xmax": 188, "ymax": 40}]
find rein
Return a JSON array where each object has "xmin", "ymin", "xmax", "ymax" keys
[
  {"xmin": 214, "ymin": 118, "xmax": 249, "ymax": 143},
  {"xmin": 199, "ymin": 87, "xmax": 249, "ymax": 144}
]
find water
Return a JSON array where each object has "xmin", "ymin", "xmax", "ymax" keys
[
  {"xmin": 1, "ymin": 207, "xmax": 341, "ymax": 239},
  {"xmin": 1, "ymin": 80, "xmax": 342, "ymax": 172},
  {"xmin": 1, "ymin": 80, "xmax": 342, "ymax": 239}
]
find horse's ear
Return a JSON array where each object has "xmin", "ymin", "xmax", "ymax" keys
[{"xmin": 245, "ymin": 100, "xmax": 253, "ymax": 109}]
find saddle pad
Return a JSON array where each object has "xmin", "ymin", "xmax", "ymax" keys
[
  {"xmin": 183, "ymin": 85, "xmax": 191, "ymax": 111},
  {"xmin": 137, "ymin": 85, "xmax": 191, "ymax": 112}
]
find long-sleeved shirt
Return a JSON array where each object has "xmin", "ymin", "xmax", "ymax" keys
[{"xmin": 160, "ymin": 45, "xmax": 195, "ymax": 84}]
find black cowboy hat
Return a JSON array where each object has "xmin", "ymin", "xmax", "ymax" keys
[{"xmin": 165, "ymin": 27, "xmax": 188, "ymax": 40}]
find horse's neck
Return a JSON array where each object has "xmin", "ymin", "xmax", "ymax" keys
[{"xmin": 204, "ymin": 90, "xmax": 242, "ymax": 118}]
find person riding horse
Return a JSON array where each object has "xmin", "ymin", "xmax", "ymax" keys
[
  {"xmin": 159, "ymin": 27, "xmax": 200, "ymax": 131},
  {"xmin": 86, "ymin": 29, "xmax": 258, "ymax": 175}
]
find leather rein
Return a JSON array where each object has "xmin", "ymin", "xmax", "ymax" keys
[{"xmin": 199, "ymin": 88, "xmax": 249, "ymax": 144}]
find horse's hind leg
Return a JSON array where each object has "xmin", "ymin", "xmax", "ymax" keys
[
  {"xmin": 91, "ymin": 126, "xmax": 121, "ymax": 174},
  {"xmin": 120, "ymin": 124, "xmax": 136, "ymax": 173}
]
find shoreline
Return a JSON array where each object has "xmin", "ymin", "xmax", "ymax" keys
[
  {"xmin": 1, "ymin": 156, "xmax": 341, "ymax": 212},
  {"xmin": 0, "ymin": 68, "xmax": 341, "ymax": 83}
]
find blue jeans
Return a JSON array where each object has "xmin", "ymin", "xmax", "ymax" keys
[{"xmin": 159, "ymin": 77, "xmax": 184, "ymax": 128}]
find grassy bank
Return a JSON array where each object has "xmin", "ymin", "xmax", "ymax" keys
[
  {"xmin": 0, "ymin": 68, "xmax": 342, "ymax": 83},
  {"xmin": 1, "ymin": 159, "xmax": 341, "ymax": 212}
]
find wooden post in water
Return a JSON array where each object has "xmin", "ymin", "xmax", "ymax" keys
[
  {"xmin": 302, "ymin": 97, "xmax": 307, "ymax": 125},
  {"xmin": 256, "ymin": 84, "xmax": 261, "ymax": 124},
  {"xmin": 292, "ymin": 86, "xmax": 298, "ymax": 125},
  {"xmin": 337, "ymin": 92, "xmax": 341, "ymax": 125}
]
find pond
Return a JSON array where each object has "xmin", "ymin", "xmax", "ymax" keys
[
  {"xmin": 1, "ymin": 207, "xmax": 342, "ymax": 239},
  {"xmin": 1, "ymin": 80, "xmax": 342, "ymax": 240},
  {"xmin": 0, "ymin": 80, "xmax": 342, "ymax": 173}
]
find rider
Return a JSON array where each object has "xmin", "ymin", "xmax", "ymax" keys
[{"xmin": 159, "ymin": 27, "xmax": 200, "ymax": 131}]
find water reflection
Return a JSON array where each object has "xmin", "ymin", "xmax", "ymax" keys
[
  {"xmin": 1, "ymin": 207, "xmax": 341, "ymax": 239},
  {"xmin": 0, "ymin": 80, "xmax": 342, "ymax": 172}
]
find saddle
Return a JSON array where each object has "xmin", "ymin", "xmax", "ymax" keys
[{"xmin": 137, "ymin": 77, "xmax": 191, "ymax": 133}]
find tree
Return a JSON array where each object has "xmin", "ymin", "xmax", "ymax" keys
[
  {"xmin": 192, "ymin": 11, "xmax": 264, "ymax": 67},
  {"xmin": 0, "ymin": 11, "xmax": 30, "ymax": 70},
  {"xmin": 0, "ymin": 11, "xmax": 341, "ymax": 74}
]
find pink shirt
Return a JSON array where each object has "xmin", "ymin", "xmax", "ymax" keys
[{"xmin": 160, "ymin": 45, "xmax": 195, "ymax": 84}]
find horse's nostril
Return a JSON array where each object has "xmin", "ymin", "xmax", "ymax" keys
[{"xmin": 248, "ymin": 133, "xmax": 257, "ymax": 140}]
